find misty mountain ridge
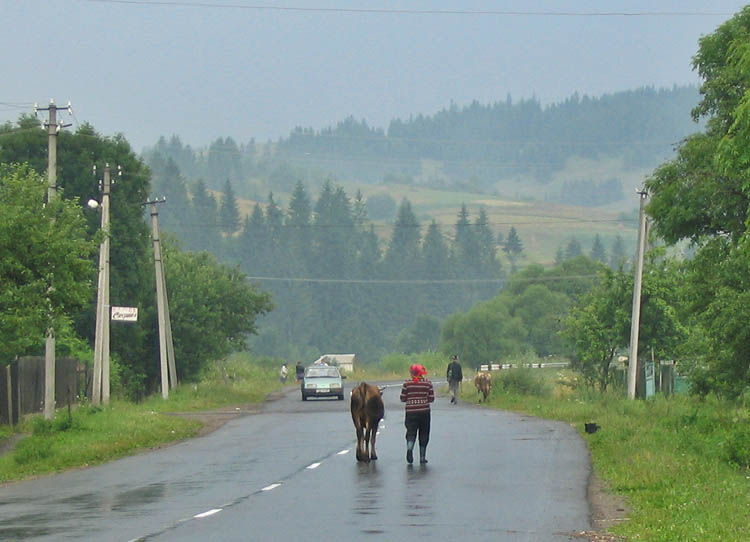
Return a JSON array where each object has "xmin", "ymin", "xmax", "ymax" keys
[{"xmin": 145, "ymin": 84, "xmax": 700, "ymax": 213}]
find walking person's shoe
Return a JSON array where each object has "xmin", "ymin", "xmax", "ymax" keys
[
  {"xmin": 419, "ymin": 445, "xmax": 428, "ymax": 464},
  {"xmin": 406, "ymin": 440, "xmax": 415, "ymax": 464}
]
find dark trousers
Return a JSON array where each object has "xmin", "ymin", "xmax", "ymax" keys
[{"xmin": 405, "ymin": 410, "xmax": 431, "ymax": 447}]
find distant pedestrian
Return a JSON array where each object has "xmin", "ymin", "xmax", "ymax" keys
[
  {"xmin": 400, "ymin": 364, "xmax": 434, "ymax": 464},
  {"xmin": 446, "ymin": 355, "xmax": 463, "ymax": 404},
  {"xmin": 295, "ymin": 361, "xmax": 305, "ymax": 382},
  {"xmin": 280, "ymin": 363, "xmax": 288, "ymax": 383}
]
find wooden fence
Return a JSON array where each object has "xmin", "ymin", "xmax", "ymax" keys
[{"xmin": 0, "ymin": 357, "xmax": 85, "ymax": 425}]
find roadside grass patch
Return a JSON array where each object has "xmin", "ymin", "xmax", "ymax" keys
[
  {"xmin": 0, "ymin": 357, "xmax": 281, "ymax": 484},
  {"xmin": 466, "ymin": 370, "xmax": 750, "ymax": 541}
]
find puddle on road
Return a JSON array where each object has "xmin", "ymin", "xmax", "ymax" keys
[
  {"xmin": 402, "ymin": 464, "xmax": 435, "ymax": 526},
  {"xmin": 353, "ymin": 462, "xmax": 384, "ymax": 516},
  {"xmin": 110, "ymin": 482, "xmax": 167, "ymax": 511},
  {"xmin": 0, "ymin": 480, "xmax": 206, "ymax": 538}
]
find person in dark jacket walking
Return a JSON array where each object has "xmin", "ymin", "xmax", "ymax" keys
[
  {"xmin": 446, "ymin": 355, "xmax": 463, "ymax": 404},
  {"xmin": 400, "ymin": 364, "xmax": 435, "ymax": 464},
  {"xmin": 295, "ymin": 361, "xmax": 305, "ymax": 382}
]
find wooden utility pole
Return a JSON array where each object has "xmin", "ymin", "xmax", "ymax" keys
[
  {"xmin": 627, "ymin": 189, "xmax": 649, "ymax": 400},
  {"xmin": 6, "ymin": 365, "xmax": 13, "ymax": 428},
  {"xmin": 92, "ymin": 165, "xmax": 117, "ymax": 405},
  {"xmin": 35, "ymin": 100, "xmax": 72, "ymax": 419},
  {"xmin": 146, "ymin": 198, "xmax": 177, "ymax": 397}
]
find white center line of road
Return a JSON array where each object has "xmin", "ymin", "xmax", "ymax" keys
[
  {"xmin": 306, "ymin": 462, "xmax": 321, "ymax": 469},
  {"xmin": 194, "ymin": 508, "xmax": 222, "ymax": 519},
  {"xmin": 338, "ymin": 449, "xmax": 350, "ymax": 455},
  {"xmin": 262, "ymin": 483, "xmax": 282, "ymax": 491}
]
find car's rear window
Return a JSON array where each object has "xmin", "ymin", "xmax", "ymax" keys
[{"xmin": 305, "ymin": 367, "xmax": 340, "ymax": 378}]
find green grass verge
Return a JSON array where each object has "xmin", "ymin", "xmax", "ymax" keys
[
  {"xmin": 460, "ymin": 368, "xmax": 750, "ymax": 541},
  {"xmin": 0, "ymin": 358, "xmax": 281, "ymax": 484}
]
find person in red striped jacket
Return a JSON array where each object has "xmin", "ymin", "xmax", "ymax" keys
[{"xmin": 400, "ymin": 364, "xmax": 435, "ymax": 464}]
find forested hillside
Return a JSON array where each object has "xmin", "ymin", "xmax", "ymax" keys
[
  {"xmin": 145, "ymin": 85, "xmax": 699, "ymax": 213},
  {"xmin": 278, "ymin": 85, "xmax": 700, "ymax": 187},
  {"xmin": 141, "ymin": 87, "xmax": 695, "ymax": 361}
]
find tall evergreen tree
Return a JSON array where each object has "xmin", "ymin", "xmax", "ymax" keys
[
  {"xmin": 421, "ymin": 220, "xmax": 455, "ymax": 316},
  {"xmin": 382, "ymin": 199, "xmax": 423, "ymax": 343},
  {"xmin": 453, "ymin": 203, "xmax": 476, "ymax": 268},
  {"xmin": 206, "ymin": 136, "xmax": 242, "ymax": 189},
  {"xmin": 147, "ymin": 154, "xmax": 191, "ymax": 240},
  {"xmin": 357, "ymin": 225, "xmax": 381, "ymax": 277},
  {"xmin": 286, "ymin": 180, "xmax": 313, "ymax": 264},
  {"xmin": 190, "ymin": 179, "xmax": 221, "ymax": 253},
  {"xmin": 310, "ymin": 180, "xmax": 357, "ymax": 351},
  {"xmin": 590, "ymin": 234, "xmax": 607, "ymax": 263},
  {"xmin": 422, "ymin": 221, "xmax": 450, "ymax": 277},
  {"xmin": 504, "ymin": 226, "xmax": 524, "ymax": 257},
  {"xmin": 265, "ymin": 192, "xmax": 284, "ymax": 246},
  {"xmin": 353, "ymin": 189, "xmax": 367, "ymax": 227},
  {"xmin": 385, "ymin": 198, "xmax": 421, "ymax": 274},
  {"xmin": 219, "ymin": 179, "xmax": 240, "ymax": 235},
  {"xmin": 474, "ymin": 209, "xmax": 498, "ymax": 272},
  {"xmin": 504, "ymin": 226, "xmax": 524, "ymax": 273},
  {"xmin": 565, "ymin": 237, "xmax": 583, "ymax": 260},
  {"xmin": 238, "ymin": 203, "xmax": 269, "ymax": 275}
]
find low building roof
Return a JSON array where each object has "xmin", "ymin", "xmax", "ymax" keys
[{"xmin": 314, "ymin": 354, "xmax": 356, "ymax": 366}]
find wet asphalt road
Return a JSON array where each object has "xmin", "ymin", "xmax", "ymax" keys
[{"xmin": 0, "ymin": 381, "xmax": 592, "ymax": 541}]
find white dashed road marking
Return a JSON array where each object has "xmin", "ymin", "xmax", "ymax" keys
[
  {"xmin": 194, "ymin": 509, "xmax": 222, "ymax": 519},
  {"xmin": 133, "ymin": 436, "xmax": 383, "ymax": 540}
]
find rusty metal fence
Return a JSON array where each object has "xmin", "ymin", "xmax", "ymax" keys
[{"xmin": 0, "ymin": 357, "xmax": 86, "ymax": 425}]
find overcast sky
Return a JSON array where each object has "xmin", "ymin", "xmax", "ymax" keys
[{"xmin": 2, "ymin": 0, "xmax": 747, "ymax": 151}]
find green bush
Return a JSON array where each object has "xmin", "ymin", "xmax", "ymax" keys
[{"xmin": 497, "ymin": 368, "xmax": 551, "ymax": 397}]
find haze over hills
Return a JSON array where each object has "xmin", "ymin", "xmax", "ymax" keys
[{"xmin": 146, "ymin": 84, "xmax": 701, "ymax": 215}]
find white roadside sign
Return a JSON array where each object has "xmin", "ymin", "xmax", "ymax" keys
[{"xmin": 111, "ymin": 306, "xmax": 138, "ymax": 322}]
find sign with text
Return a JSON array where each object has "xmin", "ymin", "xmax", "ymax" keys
[{"xmin": 111, "ymin": 306, "xmax": 138, "ymax": 322}]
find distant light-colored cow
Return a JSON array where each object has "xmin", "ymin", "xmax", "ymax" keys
[
  {"xmin": 350, "ymin": 382, "xmax": 385, "ymax": 462},
  {"xmin": 474, "ymin": 372, "xmax": 492, "ymax": 402}
]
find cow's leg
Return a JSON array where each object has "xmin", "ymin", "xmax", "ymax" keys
[
  {"xmin": 362, "ymin": 425, "xmax": 371, "ymax": 463},
  {"xmin": 369, "ymin": 421, "xmax": 378, "ymax": 461},
  {"xmin": 355, "ymin": 421, "xmax": 365, "ymax": 461}
]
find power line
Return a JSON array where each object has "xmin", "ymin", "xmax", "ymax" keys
[
  {"xmin": 85, "ymin": 1, "xmax": 734, "ymax": 17},
  {"xmin": 170, "ymin": 219, "xmax": 637, "ymax": 229},
  {"xmin": 244, "ymin": 273, "xmax": 603, "ymax": 285}
]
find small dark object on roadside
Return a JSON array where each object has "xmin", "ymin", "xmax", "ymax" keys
[{"xmin": 585, "ymin": 423, "xmax": 600, "ymax": 434}]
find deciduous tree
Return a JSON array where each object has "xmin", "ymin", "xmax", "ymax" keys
[{"xmin": 0, "ymin": 164, "xmax": 96, "ymax": 362}]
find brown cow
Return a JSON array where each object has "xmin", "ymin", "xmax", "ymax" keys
[
  {"xmin": 350, "ymin": 382, "xmax": 385, "ymax": 462},
  {"xmin": 474, "ymin": 372, "xmax": 492, "ymax": 402}
]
